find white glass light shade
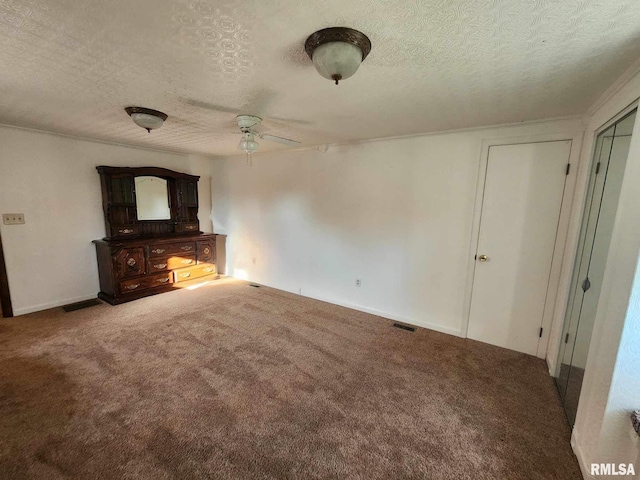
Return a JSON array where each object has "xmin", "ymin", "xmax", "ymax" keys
[
  {"xmin": 312, "ymin": 41, "xmax": 363, "ymax": 83},
  {"xmin": 238, "ymin": 134, "xmax": 259, "ymax": 154},
  {"xmin": 130, "ymin": 113, "xmax": 165, "ymax": 131}
]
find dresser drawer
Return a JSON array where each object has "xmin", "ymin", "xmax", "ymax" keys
[
  {"xmin": 173, "ymin": 264, "xmax": 217, "ymax": 283},
  {"xmin": 197, "ymin": 240, "xmax": 215, "ymax": 264},
  {"xmin": 115, "ymin": 247, "xmax": 146, "ymax": 278},
  {"xmin": 179, "ymin": 222, "xmax": 199, "ymax": 233},
  {"xmin": 148, "ymin": 255, "xmax": 196, "ymax": 273},
  {"xmin": 148, "ymin": 241, "xmax": 196, "ymax": 257},
  {"xmin": 119, "ymin": 273, "xmax": 173, "ymax": 295},
  {"xmin": 111, "ymin": 225, "xmax": 140, "ymax": 238}
]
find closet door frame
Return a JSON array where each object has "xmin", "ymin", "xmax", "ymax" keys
[
  {"xmin": 556, "ymin": 110, "xmax": 636, "ymax": 383},
  {"xmin": 555, "ymin": 130, "xmax": 610, "ymax": 386},
  {"xmin": 545, "ymin": 101, "xmax": 639, "ymax": 373},
  {"xmin": 462, "ymin": 131, "xmax": 583, "ymax": 359}
]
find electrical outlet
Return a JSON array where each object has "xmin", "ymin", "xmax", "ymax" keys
[
  {"xmin": 252, "ymin": 257, "xmax": 256, "ymax": 265},
  {"xmin": 355, "ymin": 279, "xmax": 361, "ymax": 287},
  {"xmin": 3, "ymin": 213, "xmax": 25, "ymax": 225}
]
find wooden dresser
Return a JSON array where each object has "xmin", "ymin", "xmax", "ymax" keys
[
  {"xmin": 94, "ymin": 234, "xmax": 218, "ymax": 304},
  {"xmin": 93, "ymin": 166, "xmax": 221, "ymax": 305}
]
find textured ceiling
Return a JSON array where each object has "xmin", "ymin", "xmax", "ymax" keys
[{"xmin": 1, "ymin": 0, "xmax": 640, "ymax": 156}]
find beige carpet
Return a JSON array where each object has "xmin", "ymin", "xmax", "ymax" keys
[{"xmin": 0, "ymin": 278, "xmax": 581, "ymax": 479}]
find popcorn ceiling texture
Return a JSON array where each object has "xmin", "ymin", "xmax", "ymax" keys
[{"xmin": 1, "ymin": 0, "xmax": 640, "ymax": 155}]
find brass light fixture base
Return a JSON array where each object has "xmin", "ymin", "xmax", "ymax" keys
[
  {"xmin": 124, "ymin": 107, "xmax": 168, "ymax": 120},
  {"xmin": 304, "ymin": 27, "xmax": 372, "ymax": 62},
  {"xmin": 125, "ymin": 107, "xmax": 168, "ymax": 133}
]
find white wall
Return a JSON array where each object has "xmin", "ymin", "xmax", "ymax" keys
[
  {"xmin": 211, "ymin": 118, "xmax": 584, "ymax": 338},
  {"xmin": 598, "ymin": 255, "xmax": 640, "ymax": 474},
  {"xmin": 0, "ymin": 126, "xmax": 213, "ymax": 315}
]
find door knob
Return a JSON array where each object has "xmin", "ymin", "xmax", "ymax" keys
[{"xmin": 478, "ymin": 255, "xmax": 488, "ymax": 262}]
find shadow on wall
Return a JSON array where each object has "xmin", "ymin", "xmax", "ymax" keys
[
  {"xmin": 221, "ymin": 140, "xmax": 477, "ymax": 327},
  {"xmin": 216, "ymin": 235, "xmax": 227, "ymax": 275}
]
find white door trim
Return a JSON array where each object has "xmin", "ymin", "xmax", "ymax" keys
[
  {"xmin": 545, "ymin": 101, "xmax": 639, "ymax": 373},
  {"xmin": 461, "ymin": 132, "xmax": 584, "ymax": 359}
]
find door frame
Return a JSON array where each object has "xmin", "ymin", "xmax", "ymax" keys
[
  {"xmin": 0, "ymin": 229, "xmax": 13, "ymax": 317},
  {"xmin": 461, "ymin": 132, "xmax": 584, "ymax": 359},
  {"xmin": 545, "ymin": 101, "xmax": 639, "ymax": 374}
]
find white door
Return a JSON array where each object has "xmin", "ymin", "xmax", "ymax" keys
[{"xmin": 467, "ymin": 141, "xmax": 571, "ymax": 355}]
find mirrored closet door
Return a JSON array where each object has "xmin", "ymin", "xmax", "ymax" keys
[{"xmin": 555, "ymin": 109, "xmax": 636, "ymax": 426}]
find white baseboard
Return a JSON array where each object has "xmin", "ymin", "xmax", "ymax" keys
[
  {"xmin": 572, "ymin": 428, "xmax": 594, "ymax": 480},
  {"xmin": 302, "ymin": 291, "xmax": 464, "ymax": 337},
  {"xmin": 240, "ymin": 278, "xmax": 463, "ymax": 338},
  {"xmin": 13, "ymin": 294, "xmax": 99, "ymax": 316}
]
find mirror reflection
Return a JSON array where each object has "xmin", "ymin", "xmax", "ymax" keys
[{"xmin": 135, "ymin": 176, "xmax": 170, "ymax": 220}]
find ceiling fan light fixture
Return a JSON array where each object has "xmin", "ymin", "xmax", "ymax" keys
[
  {"xmin": 234, "ymin": 114, "xmax": 301, "ymax": 157},
  {"xmin": 238, "ymin": 132, "xmax": 259, "ymax": 154},
  {"xmin": 125, "ymin": 106, "xmax": 168, "ymax": 133},
  {"xmin": 305, "ymin": 27, "xmax": 371, "ymax": 85}
]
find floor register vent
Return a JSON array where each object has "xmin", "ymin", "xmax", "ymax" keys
[{"xmin": 393, "ymin": 323, "xmax": 416, "ymax": 332}]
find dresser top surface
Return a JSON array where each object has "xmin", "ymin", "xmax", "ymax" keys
[{"xmin": 93, "ymin": 232, "xmax": 218, "ymax": 247}]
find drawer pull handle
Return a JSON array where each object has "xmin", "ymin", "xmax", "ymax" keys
[
  {"xmin": 203, "ymin": 268, "xmax": 214, "ymax": 273},
  {"xmin": 124, "ymin": 284, "xmax": 140, "ymax": 290},
  {"xmin": 154, "ymin": 263, "xmax": 167, "ymax": 269},
  {"xmin": 204, "ymin": 248, "xmax": 210, "ymax": 254},
  {"xmin": 152, "ymin": 248, "xmax": 165, "ymax": 254},
  {"xmin": 181, "ymin": 259, "xmax": 193, "ymax": 264},
  {"xmin": 180, "ymin": 273, "xmax": 191, "ymax": 278},
  {"xmin": 156, "ymin": 278, "xmax": 170, "ymax": 284},
  {"xmin": 127, "ymin": 258, "xmax": 136, "ymax": 266},
  {"xmin": 186, "ymin": 225, "xmax": 196, "ymax": 230},
  {"xmin": 119, "ymin": 229, "xmax": 134, "ymax": 234},
  {"xmin": 180, "ymin": 246, "xmax": 193, "ymax": 251}
]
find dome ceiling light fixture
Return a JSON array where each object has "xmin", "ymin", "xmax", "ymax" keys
[
  {"xmin": 124, "ymin": 106, "xmax": 168, "ymax": 133},
  {"xmin": 305, "ymin": 27, "xmax": 372, "ymax": 85}
]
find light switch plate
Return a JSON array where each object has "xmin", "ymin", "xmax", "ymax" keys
[{"xmin": 3, "ymin": 213, "xmax": 25, "ymax": 225}]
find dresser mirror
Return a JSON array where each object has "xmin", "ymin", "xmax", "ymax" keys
[
  {"xmin": 96, "ymin": 166, "xmax": 201, "ymax": 239},
  {"xmin": 134, "ymin": 176, "xmax": 171, "ymax": 221}
]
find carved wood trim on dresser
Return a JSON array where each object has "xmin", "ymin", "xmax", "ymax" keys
[{"xmin": 93, "ymin": 234, "xmax": 218, "ymax": 305}]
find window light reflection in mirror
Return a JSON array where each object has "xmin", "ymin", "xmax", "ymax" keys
[{"xmin": 135, "ymin": 176, "xmax": 170, "ymax": 220}]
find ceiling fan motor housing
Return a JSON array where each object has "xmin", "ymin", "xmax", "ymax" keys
[{"xmin": 237, "ymin": 115, "xmax": 262, "ymax": 132}]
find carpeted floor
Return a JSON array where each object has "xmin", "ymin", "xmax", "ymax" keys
[{"xmin": 0, "ymin": 278, "xmax": 581, "ymax": 479}]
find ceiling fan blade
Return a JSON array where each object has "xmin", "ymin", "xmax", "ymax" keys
[
  {"xmin": 269, "ymin": 115, "xmax": 314, "ymax": 126},
  {"xmin": 259, "ymin": 133, "xmax": 301, "ymax": 146},
  {"xmin": 182, "ymin": 98, "xmax": 239, "ymax": 114},
  {"xmin": 249, "ymin": 124, "xmax": 268, "ymax": 134}
]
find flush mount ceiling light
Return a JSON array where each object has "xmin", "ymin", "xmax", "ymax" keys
[
  {"xmin": 124, "ymin": 106, "xmax": 168, "ymax": 133},
  {"xmin": 305, "ymin": 27, "xmax": 371, "ymax": 85}
]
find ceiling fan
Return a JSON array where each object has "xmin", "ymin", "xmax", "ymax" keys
[{"xmin": 236, "ymin": 115, "xmax": 301, "ymax": 156}]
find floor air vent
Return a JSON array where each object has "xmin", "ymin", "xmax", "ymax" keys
[
  {"xmin": 393, "ymin": 323, "xmax": 416, "ymax": 332},
  {"xmin": 62, "ymin": 299, "xmax": 101, "ymax": 312}
]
